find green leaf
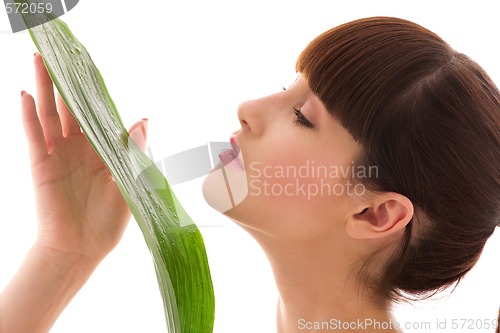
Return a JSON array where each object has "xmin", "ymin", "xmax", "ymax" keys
[{"xmin": 19, "ymin": 2, "xmax": 215, "ymax": 332}]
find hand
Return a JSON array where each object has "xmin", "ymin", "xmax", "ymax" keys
[
  {"xmin": 21, "ymin": 53, "xmax": 148, "ymax": 263},
  {"xmin": 0, "ymin": 53, "xmax": 148, "ymax": 333}
]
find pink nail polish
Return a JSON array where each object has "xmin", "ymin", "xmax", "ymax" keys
[{"xmin": 21, "ymin": 90, "xmax": 26, "ymax": 97}]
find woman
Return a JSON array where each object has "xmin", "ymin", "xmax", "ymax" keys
[
  {"xmin": 1, "ymin": 16, "xmax": 498, "ymax": 333},
  {"xmin": 204, "ymin": 16, "xmax": 499, "ymax": 332}
]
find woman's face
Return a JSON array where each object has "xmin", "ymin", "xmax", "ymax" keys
[{"xmin": 203, "ymin": 76, "xmax": 363, "ymax": 240}]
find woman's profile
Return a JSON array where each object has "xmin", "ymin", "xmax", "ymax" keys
[
  {"xmin": 0, "ymin": 16, "xmax": 498, "ymax": 333},
  {"xmin": 202, "ymin": 16, "xmax": 499, "ymax": 332}
]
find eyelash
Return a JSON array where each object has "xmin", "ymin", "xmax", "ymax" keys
[
  {"xmin": 283, "ymin": 86, "xmax": 314, "ymax": 129},
  {"xmin": 293, "ymin": 107, "xmax": 314, "ymax": 129}
]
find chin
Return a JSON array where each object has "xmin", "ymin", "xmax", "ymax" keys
[{"xmin": 202, "ymin": 161, "xmax": 249, "ymax": 214}]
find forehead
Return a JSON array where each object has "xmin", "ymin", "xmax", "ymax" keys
[
  {"xmin": 289, "ymin": 74, "xmax": 308, "ymax": 90},
  {"xmin": 287, "ymin": 75, "xmax": 316, "ymax": 100},
  {"xmin": 290, "ymin": 75, "xmax": 328, "ymax": 115}
]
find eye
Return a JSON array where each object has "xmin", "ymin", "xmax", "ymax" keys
[
  {"xmin": 283, "ymin": 86, "xmax": 315, "ymax": 129},
  {"xmin": 293, "ymin": 107, "xmax": 314, "ymax": 129}
]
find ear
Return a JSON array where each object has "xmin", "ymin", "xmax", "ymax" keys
[{"xmin": 346, "ymin": 192, "xmax": 414, "ymax": 240}]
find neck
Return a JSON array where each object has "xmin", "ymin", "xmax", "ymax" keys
[{"xmin": 244, "ymin": 227, "xmax": 400, "ymax": 333}]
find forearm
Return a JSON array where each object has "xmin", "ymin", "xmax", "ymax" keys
[{"xmin": 0, "ymin": 242, "xmax": 100, "ymax": 333}]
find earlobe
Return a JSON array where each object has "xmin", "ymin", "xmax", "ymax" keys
[{"xmin": 346, "ymin": 193, "xmax": 414, "ymax": 240}]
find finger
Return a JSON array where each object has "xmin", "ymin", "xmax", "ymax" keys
[
  {"xmin": 128, "ymin": 118, "xmax": 148, "ymax": 151},
  {"xmin": 34, "ymin": 53, "xmax": 63, "ymax": 148},
  {"xmin": 57, "ymin": 93, "xmax": 81, "ymax": 136},
  {"xmin": 21, "ymin": 91, "xmax": 48, "ymax": 164}
]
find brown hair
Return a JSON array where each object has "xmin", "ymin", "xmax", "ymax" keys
[
  {"xmin": 296, "ymin": 17, "xmax": 500, "ymax": 302},
  {"xmin": 496, "ymin": 307, "xmax": 499, "ymax": 333}
]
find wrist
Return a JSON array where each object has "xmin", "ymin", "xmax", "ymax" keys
[
  {"xmin": 0, "ymin": 241, "xmax": 103, "ymax": 333},
  {"xmin": 31, "ymin": 240, "xmax": 101, "ymax": 276}
]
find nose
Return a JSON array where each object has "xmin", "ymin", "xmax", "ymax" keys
[
  {"xmin": 237, "ymin": 95, "xmax": 279, "ymax": 136},
  {"xmin": 237, "ymin": 99, "xmax": 257, "ymax": 134}
]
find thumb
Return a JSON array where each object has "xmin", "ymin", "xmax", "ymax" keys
[{"xmin": 128, "ymin": 118, "xmax": 148, "ymax": 151}]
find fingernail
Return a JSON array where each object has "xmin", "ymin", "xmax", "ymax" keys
[
  {"xmin": 34, "ymin": 52, "xmax": 39, "ymax": 57},
  {"xmin": 21, "ymin": 90, "xmax": 26, "ymax": 97},
  {"xmin": 141, "ymin": 118, "xmax": 148, "ymax": 132}
]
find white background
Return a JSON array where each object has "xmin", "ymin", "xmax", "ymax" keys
[{"xmin": 0, "ymin": 1, "xmax": 499, "ymax": 332}]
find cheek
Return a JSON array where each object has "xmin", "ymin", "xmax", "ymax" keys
[
  {"xmin": 228, "ymin": 155, "xmax": 360, "ymax": 239},
  {"xmin": 229, "ymin": 179, "xmax": 353, "ymax": 240},
  {"xmin": 245, "ymin": 143, "xmax": 357, "ymax": 203},
  {"xmin": 246, "ymin": 159, "xmax": 361, "ymax": 208}
]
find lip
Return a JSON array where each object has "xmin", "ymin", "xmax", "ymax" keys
[{"xmin": 230, "ymin": 135, "xmax": 240, "ymax": 155}]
